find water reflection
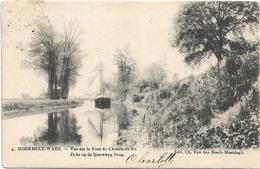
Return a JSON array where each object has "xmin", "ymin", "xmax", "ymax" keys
[
  {"xmin": 20, "ymin": 109, "xmax": 81, "ymax": 146},
  {"xmin": 112, "ymin": 103, "xmax": 132, "ymax": 131},
  {"xmin": 87, "ymin": 109, "xmax": 113, "ymax": 145},
  {"xmin": 17, "ymin": 101, "xmax": 133, "ymax": 147}
]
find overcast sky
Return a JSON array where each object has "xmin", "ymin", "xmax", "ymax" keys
[{"xmin": 2, "ymin": 1, "xmax": 215, "ymax": 99}]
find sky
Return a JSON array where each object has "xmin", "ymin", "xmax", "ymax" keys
[{"xmin": 2, "ymin": 1, "xmax": 215, "ymax": 99}]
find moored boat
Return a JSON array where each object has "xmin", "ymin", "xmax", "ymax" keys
[{"xmin": 94, "ymin": 62, "xmax": 111, "ymax": 109}]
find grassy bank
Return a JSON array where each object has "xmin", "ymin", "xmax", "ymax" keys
[
  {"xmin": 125, "ymin": 53, "xmax": 259, "ymax": 149},
  {"xmin": 1, "ymin": 99, "xmax": 84, "ymax": 113}
]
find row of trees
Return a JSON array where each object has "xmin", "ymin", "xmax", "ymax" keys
[
  {"xmin": 113, "ymin": 47, "xmax": 168, "ymax": 102},
  {"xmin": 29, "ymin": 22, "xmax": 82, "ymax": 99},
  {"xmin": 29, "ymin": 22, "xmax": 164, "ymax": 101}
]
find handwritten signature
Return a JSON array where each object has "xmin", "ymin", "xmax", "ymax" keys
[{"xmin": 126, "ymin": 152, "xmax": 176, "ymax": 168}]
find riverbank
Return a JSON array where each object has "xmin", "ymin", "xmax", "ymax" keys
[
  {"xmin": 1, "ymin": 99, "xmax": 84, "ymax": 118},
  {"xmin": 116, "ymin": 102, "xmax": 150, "ymax": 148}
]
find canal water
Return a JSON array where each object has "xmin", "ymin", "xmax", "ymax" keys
[{"xmin": 2, "ymin": 100, "xmax": 140, "ymax": 147}]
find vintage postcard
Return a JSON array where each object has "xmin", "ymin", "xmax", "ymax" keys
[{"xmin": 1, "ymin": 0, "xmax": 259, "ymax": 168}]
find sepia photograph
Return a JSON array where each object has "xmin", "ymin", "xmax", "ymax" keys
[{"xmin": 1, "ymin": 0, "xmax": 259, "ymax": 168}]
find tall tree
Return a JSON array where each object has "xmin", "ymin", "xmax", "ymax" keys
[
  {"xmin": 114, "ymin": 46, "xmax": 136, "ymax": 100},
  {"xmin": 29, "ymin": 22, "xmax": 61, "ymax": 99},
  {"xmin": 59, "ymin": 23, "xmax": 82, "ymax": 99},
  {"xmin": 172, "ymin": 1, "xmax": 259, "ymax": 74},
  {"xmin": 28, "ymin": 21, "xmax": 82, "ymax": 99}
]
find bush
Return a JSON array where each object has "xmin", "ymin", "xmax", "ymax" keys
[
  {"xmin": 132, "ymin": 94, "xmax": 144, "ymax": 102},
  {"xmin": 225, "ymin": 118, "xmax": 259, "ymax": 149},
  {"xmin": 143, "ymin": 50, "xmax": 259, "ymax": 149},
  {"xmin": 192, "ymin": 87, "xmax": 259, "ymax": 149},
  {"xmin": 159, "ymin": 88, "xmax": 172, "ymax": 99}
]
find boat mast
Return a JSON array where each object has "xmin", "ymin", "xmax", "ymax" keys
[{"xmin": 100, "ymin": 62, "xmax": 104, "ymax": 96}]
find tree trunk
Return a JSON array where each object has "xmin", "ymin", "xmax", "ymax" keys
[
  {"xmin": 48, "ymin": 56, "xmax": 53, "ymax": 99},
  {"xmin": 215, "ymin": 53, "xmax": 223, "ymax": 85},
  {"xmin": 61, "ymin": 69, "xmax": 67, "ymax": 99},
  {"xmin": 62, "ymin": 69, "xmax": 70, "ymax": 99},
  {"xmin": 50, "ymin": 62, "xmax": 56, "ymax": 99},
  {"xmin": 54, "ymin": 74, "xmax": 58, "ymax": 99},
  {"xmin": 53, "ymin": 55, "xmax": 58, "ymax": 99},
  {"xmin": 47, "ymin": 54, "xmax": 59, "ymax": 99},
  {"xmin": 60, "ymin": 56, "xmax": 71, "ymax": 99},
  {"xmin": 65, "ymin": 70, "xmax": 70, "ymax": 99},
  {"xmin": 59, "ymin": 55, "xmax": 67, "ymax": 99},
  {"xmin": 48, "ymin": 74, "xmax": 53, "ymax": 99},
  {"xmin": 216, "ymin": 57, "xmax": 223, "ymax": 112}
]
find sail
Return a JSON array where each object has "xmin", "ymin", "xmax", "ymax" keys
[
  {"xmin": 85, "ymin": 72, "xmax": 101, "ymax": 97},
  {"xmin": 86, "ymin": 62, "xmax": 111, "ymax": 98}
]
